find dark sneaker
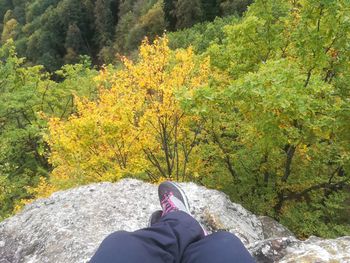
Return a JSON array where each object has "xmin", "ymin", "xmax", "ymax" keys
[
  {"xmin": 158, "ymin": 181, "xmax": 190, "ymax": 217},
  {"xmin": 148, "ymin": 210, "xmax": 162, "ymax": 227}
]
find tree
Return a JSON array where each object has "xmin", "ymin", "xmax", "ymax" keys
[
  {"xmin": 1, "ymin": 17, "xmax": 18, "ymax": 42},
  {"xmin": 0, "ymin": 40, "xmax": 49, "ymax": 219},
  {"xmin": 64, "ymin": 23, "xmax": 86, "ymax": 64},
  {"xmin": 219, "ymin": 0, "xmax": 252, "ymax": 16},
  {"xmin": 201, "ymin": 0, "xmax": 220, "ymax": 21},
  {"xmin": 114, "ymin": 11, "xmax": 136, "ymax": 53},
  {"xmin": 11, "ymin": 0, "xmax": 26, "ymax": 23},
  {"xmin": 25, "ymin": 0, "xmax": 60, "ymax": 23},
  {"xmin": 163, "ymin": 0, "xmax": 177, "ymax": 31},
  {"xmin": 168, "ymin": 15, "xmax": 237, "ymax": 53},
  {"xmin": 124, "ymin": 1, "xmax": 166, "ymax": 53},
  {"xmin": 175, "ymin": 0, "xmax": 203, "ymax": 29},
  {"xmin": 94, "ymin": 0, "xmax": 114, "ymax": 47},
  {"xmin": 3, "ymin": 9, "xmax": 13, "ymax": 23},
  {"xmin": 0, "ymin": 40, "xmax": 98, "ymax": 220},
  {"xmin": 185, "ymin": 0, "xmax": 350, "ymax": 237},
  {"xmin": 45, "ymin": 37, "xmax": 210, "ymax": 190},
  {"xmin": 0, "ymin": 0, "xmax": 12, "ymax": 21}
]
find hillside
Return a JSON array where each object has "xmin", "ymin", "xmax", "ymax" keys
[{"xmin": 0, "ymin": 0, "xmax": 251, "ymax": 70}]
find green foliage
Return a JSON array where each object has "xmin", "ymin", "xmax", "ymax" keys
[
  {"xmin": 168, "ymin": 15, "xmax": 238, "ymax": 53},
  {"xmin": 0, "ymin": 40, "xmax": 98, "ymax": 220},
  {"xmin": 174, "ymin": 0, "xmax": 203, "ymax": 29},
  {"xmin": 0, "ymin": 0, "xmax": 97, "ymax": 69},
  {"xmin": 200, "ymin": 0, "xmax": 220, "ymax": 21},
  {"xmin": 178, "ymin": 0, "xmax": 350, "ymax": 238},
  {"xmin": 164, "ymin": 0, "xmax": 251, "ymax": 31},
  {"xmin": 0, "ymin": 0, "xmax": 12, "ymax": 20},
  {"xmin": 94, "ymin": 0, "xmax": 114, "ymax": 47},
  {"xmin": 0, "ymin": 40, "xmax": 48, "ymax": 219},
  {"xmin": 121, "ymin": 1, "xmax": 165, "ymax": 54},
  {"xmin": 114, "ymin": 0, "xmax": 166, "ymax": 54},
  {"xmin": 64, "ymin": 23, "xmax": 86, "ymax": 64},
  {"xmin": 219, "ymin": 0, "xmax": 253, "ymax": 16},
  {"xmin": 1, "ymin": 17, "xmax": 18, "ymax": 43},
  {"xmin": 208, "ymin": 0, "xmax": 290, "ymax": 76}
]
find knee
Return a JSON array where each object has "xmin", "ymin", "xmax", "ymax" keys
[
  {"xmin": 103, "ymin": 230, "xmax": 132, "ymax": 244},
  {"xmin": 210, "ymin": 231, "xmax": 255, "ymax": 262},
  {"xmin": 211, "ymin": 231, "xmax": 245, "ymax": 246},
  {"xmin": 91, "ymin": 231, "xmax": 136, "ymax": 263},
  {"xmin": 212, "ymin": 231, "xmax": 236, "ymax": 239}
]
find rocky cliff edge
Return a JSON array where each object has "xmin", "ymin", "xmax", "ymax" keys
[{"xmin": 0, "ymin": 179, "xmax": 349, "ymax": 263}]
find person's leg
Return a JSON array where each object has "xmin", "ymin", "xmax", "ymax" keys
[
  {"xmin": 90, "ymin": 211, "xmax": 205, "ymax": 263},
  {"xmin": 182, "ymin": 231, "xmax": 256, "ymax": 263}
]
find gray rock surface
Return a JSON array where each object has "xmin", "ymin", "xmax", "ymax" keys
[
  {"xmin": 258, "ymin": 216, "xmax": 294, "ymax": 239},
  {"xmin": 0, "ymin": 179, "xmax": 349, "ymax": 263},
  {"xmin": 249, "ymin": 236, "xmax": 350, "ymax": 263}
]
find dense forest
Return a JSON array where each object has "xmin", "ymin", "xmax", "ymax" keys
[
  {"xmin": 0, "ymin": 0, "xmax": 251, "ymax": 70},
  {"xmin": 1, "ymin": 0, "xmax": 350, "ymax": 239}
]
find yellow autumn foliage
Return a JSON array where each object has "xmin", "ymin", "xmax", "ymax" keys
[{"xmin": 45, "ymin": 36, "xmax": 210, "ymax": 190}]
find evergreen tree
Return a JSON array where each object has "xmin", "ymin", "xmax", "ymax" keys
[
  {"xmin": 64, "ymin": 23, "xmax": 86, "ymax": 63},
  {"xmin": 0, "ymin": 0, "xmax": 12, "ymax": 20},
  {"xmin": 1, "ymin": 18, "xmax": 18, "ymax": 43},
  {"xmin": 175, "ymin": 0, "xmax": 203, "ymax": 29},
  {"xmin": 11, "ymin": 0, "xmax": 25, "ymax": 23},
  {"xmin": 163, "ymin": 0, "xmax": 177, "ymax": 31},
  {"xmin": 201, "ymin": 0, "xmax": 220, "ymax": 21},
  {"xmin": 94, "ymin": 0, "xmax": 114, "ymax": 47},
  {"xmin": 58, "ymin": 0, "xmax": 84, "ymax": 27},
  {"xmin": 3, "ymin": 9, "xmax": 13, "ymax": 23},
  {"xmin": 0, "ymin": 0, "xmax": 253, "ymax": 70},
  {"xmin": 109, "ymin": 0, "xmax": 120, "ymax": 26},
  {"xmin": 65, "ymin": 23, "xmax": 85, "ymax": 52},
  {"xmin": 219, "ymin": 0, "xmax": 252, "ymax": 16}
]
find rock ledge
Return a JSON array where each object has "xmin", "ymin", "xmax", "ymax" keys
[{"xmin": 0, "ymin": 179, "xmax": 349, "ymax": 263}]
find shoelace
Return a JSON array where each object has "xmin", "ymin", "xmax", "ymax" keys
[{"xmin": 161, "ymin": 192, "xmax": 177, "ymax": 216}]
